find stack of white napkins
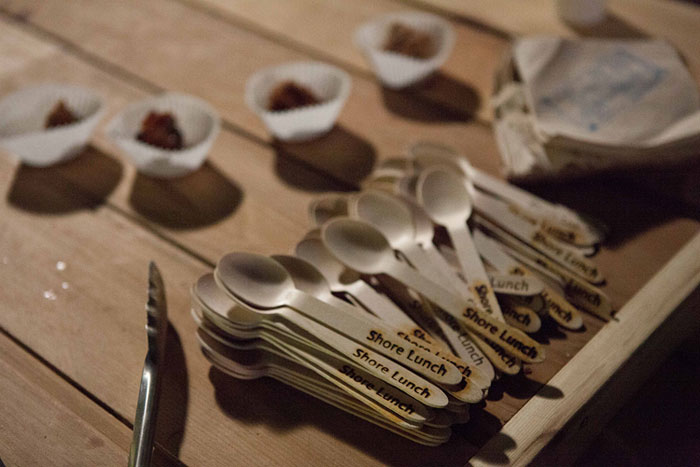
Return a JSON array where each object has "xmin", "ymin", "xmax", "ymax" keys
[{"xmin": 492, "ymin": 37, "xmax": 700, "ymax": 180}]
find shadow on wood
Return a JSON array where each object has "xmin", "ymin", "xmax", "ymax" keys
[
  {"xmin": 469, "ymin": 432, "xmax": 518, "ymax": 465},
  {"xmin": 209, "ymin": 365, "xmax": 316, "ymax": 432},
  {"xmin": 129, "ymin": 161, "xmax": 242, "ymax": 229},
  {"xmin": 500, "ymin": 373, "xmax": 564, "ymax": 401},
  {"xmin": 274, "ymin": 156, "xmax": 352, "ymax": 193},
  {"xmin": 381, "ymin": 71, "xmax": 480, "ymax": 123},
  {"xmin": 484, "ymin": 376, "xmax": 563, "ymax": 404},
  {"xmin": 6, "ymin": 145, "xmax": 123, "ymax": 214},
  {"xmin": 530, "ymin": 315, "xmax": 570, "ymax": 346},
  {"xmin": 151, "ymin": 447, "xmax": 186, "ymax": 467},
  {"xmin": 574, "ymin": 329, "xmax": 700, "ymax": 467},
  {"xmin": 567, "ymin": 13, "xmax": 648, "ymax": 39},
  {"xmin": 519, "ymin": 168, "xmax": 700, "ymax": 248},
  {"xmin": 638, "ymin": 164, "xmax": 700, "ymax": 212},
  {"xmin": 154, "ymin": 324, "xmax": 188, "ymax": 459},
  {"xmin": 273, "ymin": 125, "xmax": 376, "ymax": 190},
  {"xmin": 453, "ymin": 404, "xmax": 519, "ymax": 465},
  {"xmin": 208, "ymin": 365, "xmax": 485, "ymax": 466}
]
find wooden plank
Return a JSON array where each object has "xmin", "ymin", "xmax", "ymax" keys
[
  {"xmin": 0, "ymin": 332, "xmax": 129, "ymax": 466},
  {"xmin": 0, "ymin": 17, "xmax": 339, "ymax": 264},
  {"xmin": 532, "ymin": 287, "xmax": 700, "ymax": 465},
  {"xmin": 0, "ymin": 152, "xmax": 481, "ymax": 466},
  {"xmin": 571, "ymin": 328, "xmax": 700, "ymax": 467},
  {"xmin": 0, "ymin": 3, "xmax": 698, "ymax": 466},
  {"xmin": 0, "ymin": 27, "xmax": 480, "ymax": 461},
  {"xmin": 0, "ymin": 0, "xmax": 507, "ymax": 188},
  {"xmin": 183, "ymin": 0, "xmax": 700, "ymax": 212},
  {"xmin": 181, "ymin": 0, "xmax": 700, "ymax": 122},
  {"xmin": 0, "ymin": 24, "xmax": 362, "ymax": 458},
  {"xmin": 471, "ymin": 233, "xmax": 700, "ymax": 466},
  {"xmin": 0, "ymin": 156, "xmax": 384, "ymax": 467},
  {"xmin": 0, "ymin": 4, "xmax": 505, "ymax": 262},
  {"xmin": 3, "ymin": 0, "xmax": 698, "ymax": 398},
  {"xmin": 410, "ymin": 0, "xmax": 700, "ymax": 79},
  {"xmin": 179, "ymin": 0, "xmax": 507, "ymax": 121}
]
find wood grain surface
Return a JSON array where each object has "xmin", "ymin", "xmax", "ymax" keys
[
  {"xmin": 472, "ymin": 234, "xmax": 700, "ymax": 466},
  {"xmin": 0, "ymin": 0, "xmax": 698, "ymax": 465},
  {"xmin": 179, "ymin": 0, "xmax": 506, "ymax": 121},
  {"xmin": 413, "ymin": 0, "xmax": 700, "ymax": 79},
  {"xmin": 0, "ymin": 0, "xmax": 503, "ymax": 186},
  {"xmin": 0, "ymin": 333, "xmax": 129, "ymax": 466}
]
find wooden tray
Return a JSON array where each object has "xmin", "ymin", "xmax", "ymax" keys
[{"xmin": 0, "ymin": 0, "xmax": 699, "ymax": 465}]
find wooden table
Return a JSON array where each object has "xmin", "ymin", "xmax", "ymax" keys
[{"xmin": 1, "ymin": 1, "xmax": 699, "ymax": 465}]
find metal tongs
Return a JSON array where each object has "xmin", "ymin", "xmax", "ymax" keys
[{"xmin": 129, "ymin": 262, "xmax": 168, "ymax": 466}]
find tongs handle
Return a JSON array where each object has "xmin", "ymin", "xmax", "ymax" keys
[
  {"xmin": 129, "ymin": 356, "xmax": 159, "ymax": 467},
  {"xmin": 130, "ymin": 262, "xmax": 168, "ymax": 466}
]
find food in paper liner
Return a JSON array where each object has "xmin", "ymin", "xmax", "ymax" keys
[
  {"xmin": 492, "ymin": 37, "xmax": 700, "ymax": 180},
  {"xmin": 45, "ymin": 101, "xmax": 79, "ymax": 128},
  {"xmin": 106, "ymin": 92, "xmax": 220, "ymax": 178},
  {"xmin": 245, "ymin": 62, "xmax": 350, "ymax": 142},
  {"xmin": 267, "ymin": 81, "xmax": 321, "ymax": 111},
  {"xmin": 136, "ymin": 111, "xmax": 184, "ymax": 150},
  {"xmin": 0, "ymin": 84, "xmax": 104, "ymax": 167},
  {"xmin": 354, "ymin": 12, "xmax": 454, "ymax": 89},
  {"xmin": 383, "ymin": 23, "xmax": 436, "ymax": 59}
]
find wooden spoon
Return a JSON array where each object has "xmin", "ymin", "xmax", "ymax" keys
[
  {"xmin": 215, "ymin": 253, "xmax": 462, "ymax": 388},
  {"xmin": 417, "ymin": 167, "xmax": 505, "ymax": 322},
  {"xmin": 321, "ymin": 218, "xmax": 545, "ymax": 364},
  {"xmin": 271, "ymin": 254, "xmax": 487, "ymax": 401}
]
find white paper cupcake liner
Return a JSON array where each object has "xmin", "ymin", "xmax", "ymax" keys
[
  {"xmin": 0, "ymin": 83, "xmax": 104, "ymax": 167},
  {"xmin": 354, "ymin": 12, "xmax": 455, "ymax": 89},
  {"xmin": 245, "ymin": 61, "xmax": 351, "ymax": 142},
  {"xmin": 106, "ymin": 93, "xmax": 220, "ymax": 178}
]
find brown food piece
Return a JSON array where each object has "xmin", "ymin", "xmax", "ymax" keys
[
  {"xmin": 267, "ymin": 81, "xmax": 320, "ymax": 111},
  {"xmin": 136, "ymin": 112, "xmax": 184, "ymax": 150},
  {"xmin": 45, "ymin": 100, "xmax": 78, "ymax": 128},
  {"xmin": 383, "ymin": 23, "xmax": 435, "ymax": 59}
]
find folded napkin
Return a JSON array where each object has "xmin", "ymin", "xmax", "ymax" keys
[{"xmin": 492, "ymin": 37, "xmax": 700, "ymax": 180}]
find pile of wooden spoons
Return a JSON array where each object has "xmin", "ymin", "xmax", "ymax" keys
[{"xmin": 192, "ymin": 141, "xmax": 611, "ymax": 444}]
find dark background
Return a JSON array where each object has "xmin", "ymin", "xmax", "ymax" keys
[{"xmin": 577, "ymin": 329, "xmax": 700, "ymax": 466}]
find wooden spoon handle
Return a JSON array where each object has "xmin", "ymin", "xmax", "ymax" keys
[
  {"xmin": 386, "ymin": 260, "xmax": 545, "ymax": 363},
  {"xmin": 489, "ymin": 273, "xmax": 544, "ymax": 296},
  {"xmin": 500, "ymin": 300, "xmax": 542, "ymax": 334},
  {"xmin": 495, "ymin": 236, "xmax": 613, "ymax": 320},
  {"xmin": 264, "ymin": 332, "xmax": 431, "ymax": 427},
  {"xmin": 279, "ymin": 306, "xmax": 450, "ymax": 408},
  {"xmin": 473, "ymin": 191, "xmax": 604, "ymax": 284},
  {"xmin": 467, "ymin": 165, "xmax": 601, "ymax": 245},
  {"xmin": 350, "ymin": 281, "xmax": 417, "ymax": 328},
  {"xmin": 447, "ymin": 226, "xmax": 505, "ymax": 321},
  {"xmin": 291, "ymin": 293, "xmax": 464, "ymax": 386},
  {"xmin": 474, "ymin": 230, "xmax": 585, "ymax": 330},
  {"xmin": 412, "ymin": 242, "xmax": 472, "ymax": 300}
]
